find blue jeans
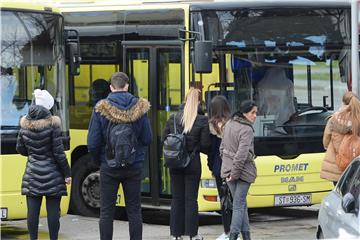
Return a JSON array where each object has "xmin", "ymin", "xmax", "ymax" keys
[
  {"xmin": 99, "ymin": 167, "xmax": 142, "ymax": 240},
  {"xmin": 227, "ymin": 179, "xmax": 251, "ymax": 234}
]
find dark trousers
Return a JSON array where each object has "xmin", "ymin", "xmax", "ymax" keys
[
  {"xmin": 26, "ymin": 196, "xmax": 61, "ymax": 240},
  {"xmin": 170, "ymin": 156, "xmax": 201, "ymax": 237},
  {"xmin": 215, "ymin": 176, "xmax": 232, "ymax": 234},
  {"xmin": 99, "ymin": 168, "xmax": 142, "ymax": 240}
]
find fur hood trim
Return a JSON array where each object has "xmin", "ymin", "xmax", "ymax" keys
[
  {"xmin": 20, "ymin": 116, "xmax": 61, "ymax": 130},
  {"xmin": 95, "ymin": 98, "xmax": 150, "ymax": 123},
  {"xmin": 209, "ymin": 121, "xmax": 226, "ymax": 138},
  {"xmin": 331, "ymin": 114, "xmax": 352, "ymax": 135}
]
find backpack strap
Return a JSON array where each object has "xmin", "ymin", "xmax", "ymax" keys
[
  {"xmin": 173, "ymin": 111, "xmax": 200, "ymax": 159},
  {"xmin": 106, "ymin": 121, "xmax": 113, "ymax": 149},
  {"xmin": 173, "ymin": 114, "xmax": 177, "ymax": 134}
]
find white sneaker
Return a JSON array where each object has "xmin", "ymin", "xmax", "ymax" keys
[
  {"xmin": 190, "ymin": 235, "xmax": 204, "ymax": 240},
  {"xmin": 216, "ymin": 232, "xmax": 229, "ymax": 240},
  {"xmin": 171, "ymin": 236, "xmax": 183, "ymax": 240}
]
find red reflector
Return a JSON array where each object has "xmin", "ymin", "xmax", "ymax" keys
[{"xmin": 204, "ymin": 195, "xmax": 217, "ymax": 202}]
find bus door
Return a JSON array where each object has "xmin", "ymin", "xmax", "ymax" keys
[{"xmin": 122, "ymin": 41, "xmax": 184, "ymax": 207}]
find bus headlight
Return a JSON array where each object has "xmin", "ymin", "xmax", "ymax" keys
[{"xmin": 200, "ymin": 179, "xmax": 217, "ymax": 188}]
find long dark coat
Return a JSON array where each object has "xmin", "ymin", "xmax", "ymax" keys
[{"xmin": 16, "ymin": 105, "xmax": 71, "ymax": 197}]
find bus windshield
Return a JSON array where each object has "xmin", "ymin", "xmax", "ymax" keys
[
  {"xmin": 1, "ymin": 10, "xmax": 67, "ymax": 135},
  {"xmin": 194, "ymin": 7, "xmax": 350, "ymax": 156}
]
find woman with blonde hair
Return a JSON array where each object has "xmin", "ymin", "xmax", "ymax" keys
[
  {"xmin": 163, "ymin": 87, "xmax": 211, "ymax": 240},
  {"xmin": 321, "ymin": 91, "xmax": 360, "ymax": 185}
]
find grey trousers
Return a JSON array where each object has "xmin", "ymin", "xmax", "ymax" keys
[{"xmin": 227, "ymin": 179, "xmax": 251, "ymax": 234}]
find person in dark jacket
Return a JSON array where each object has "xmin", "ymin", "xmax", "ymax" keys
[
  {"xmin": 87, "ymin": 72, "xmax": 152, "ymax": 240},
  {"xmin": 90, "ymin": 78, "xmax": 110, "ymax": 106},
  {"xmin": 220, "ymin": 100, "xmax": 258, "ymax": 240},
  {"xmin": 163, "ymin": 87, "xmax": 211, "ymax": 240},
  {"xmin": 207, "ymin": 95, "xmax": 231, "ymax": 240},
  {"xmin": 16, "ymin": 89, "xmax": 71, "ymax": 240}
]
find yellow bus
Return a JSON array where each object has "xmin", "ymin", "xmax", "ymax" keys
[
  {"xmin": 58, "ymin": 0, "xmax": 356, "ymax": 216},
  {"xmin": 0, "ymin": 1, "xmax": 80, "ymax": 220}
]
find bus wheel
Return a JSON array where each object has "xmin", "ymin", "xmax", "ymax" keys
[{"xmin": 70, "ymin": 154, "xmax": 100, "ymax": 217}]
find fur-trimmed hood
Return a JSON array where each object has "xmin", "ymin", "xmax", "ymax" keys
[
  {"xmin": 20, "ymin": 115, "xmax": 61, "ymax": 130},
  {"xmin": 209, "ymin": 121, "xmax": 226, "ymax": 138},
  {"xmin": 95, "ymin": 97, "xmax": 150, "ymax": 123},
  {"xmin": 331, "ymin": 112, "xmax": 352, "ymax": 135},
  {"xmin": 20, "ymin": 105, "xmax": 61, "ymax": 130}
]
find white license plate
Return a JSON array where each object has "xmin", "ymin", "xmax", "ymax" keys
[
  {"xmin": 1, "ymin": 208, "xmax": 8, "ymax": 220},
  {"xmin": 274, "ymin": 193, "xmax": 311, "ymax": 206}
]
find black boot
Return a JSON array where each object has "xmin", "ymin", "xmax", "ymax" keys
[
  {"xmin": 241, "ymin": 231, "xmax": 251, "ymax": 240},
  {"xmin": 229, "ymin": 232, "xmax": 239, "ymax": 240}
]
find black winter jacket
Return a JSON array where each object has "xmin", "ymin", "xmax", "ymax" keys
[
  {"xmin": 163, "ymin": 106, "xmax": 211, "ymax": 155},
  {"xmin": 16, "ymin": 105, "xmax": 71, "ymax": 197}
]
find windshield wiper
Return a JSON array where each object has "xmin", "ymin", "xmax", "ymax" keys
[{"xmin": 1, "ymin": 126, "xmax": 20, "ymax": 130}]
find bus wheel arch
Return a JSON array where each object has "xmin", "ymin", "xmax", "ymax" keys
[{"xmin": 70, "ymin": 153, "xmax": 100, "ymax": 217}]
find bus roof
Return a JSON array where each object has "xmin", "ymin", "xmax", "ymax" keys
[
  {"xmin": 0, "ymin": 1, "xmax": 61, "ymax": 13},
  {"xmin": 191, "ymin": 0, "xmax": 351, "ymax": 11},
  {"xmin": 55, "ymin": 0, "xmax": 352, "ymax": 12},
  {"xmin": 56, "ymin": 0, "xmax": 192, "ymax": 12}
]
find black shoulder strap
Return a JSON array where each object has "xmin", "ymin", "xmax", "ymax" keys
[
  {"xmin": 106, "ymin": 121, "xmax": 114, "ymax": 148},
  {"xmin": 173, "ymin": 114, "xmax": 177, "ymax": 134},
  {"xmin": 174, "ymin": 112, "xmax": 184, "ymax": 135}
]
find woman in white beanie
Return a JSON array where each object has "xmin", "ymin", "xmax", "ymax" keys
[{"xmin": 16, "ymin": 89, "xmax": 71, "ymax": 240}]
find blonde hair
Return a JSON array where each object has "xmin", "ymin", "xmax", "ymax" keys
[
  {"xmin": 182, "ymin": 87, "xmax": 200, "ymax": 133},
  {"xmin": 339, "ymin": 91, "xmax": 360, "ymax": 136}
]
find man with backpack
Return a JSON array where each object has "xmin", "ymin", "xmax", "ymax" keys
[{"xmin": 87, "ymin": 72, "xmax": 152, "ymax": 240}]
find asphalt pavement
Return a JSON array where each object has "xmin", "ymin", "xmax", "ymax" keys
[{"xmin": 1, "ymin": 205, "xmax": 320, "ymax": 240}]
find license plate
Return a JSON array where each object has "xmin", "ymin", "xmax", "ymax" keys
[
  {"xmin": 1, "ymin": 208, "xmax": 8, "ymax": 220},
  {"xmin": 274, "ymin": 193, "xmax": 311, "ymax": 206}
]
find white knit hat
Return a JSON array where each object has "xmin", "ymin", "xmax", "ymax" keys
[{"xmin": 34, "ymin": 89, "xmax": 54, "ymax": 110}]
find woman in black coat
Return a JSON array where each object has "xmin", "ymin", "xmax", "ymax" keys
[
  {"xmin": 208, "ymin": 95, "xmax": 232, "ymax": 240},
  {"xmin": 163, "ymin": 87, "xmax": 211, "ymax": 240},
  {"xmin": 16, "ymin": 89, "xmax": 71, "ymax": 240}
]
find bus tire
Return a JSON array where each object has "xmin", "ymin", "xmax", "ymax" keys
[{"xmin": 70, "ymin": 154, "xmax": 100, "ymax": 217}]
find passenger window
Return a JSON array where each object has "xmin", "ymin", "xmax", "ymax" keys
[
  {"xmin": 349, "ymin": 168, "xmax": 360, "ymax": 213},
  {"xmin": 338, "ymin": 161, "xmax": 360, "ymax": 197}
]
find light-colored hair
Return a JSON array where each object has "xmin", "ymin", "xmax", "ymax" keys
[
  {"xmin": 182, "ymin": 87, "xmax": 200, "ymax": 133},
  {"xmin": 339, "ymin": 91, "xmax": 360, "ymax": 136}
]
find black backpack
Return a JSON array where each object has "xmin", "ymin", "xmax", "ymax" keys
[
  {"xmin": 105, "ymin": 121, "xmax": 137, "ymax": 168},
  {"xmin": 163, "ymin": 115, "xmax": 190, "ymax": 169}
]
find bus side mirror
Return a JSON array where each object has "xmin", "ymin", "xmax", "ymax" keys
[
  {"xmin": 65, "ymin": 29, "xmax": 81, "ymax": 76},
  {"xmin": 68, "ymin": 42, "xmax": 81, "ymax": 76},
  {"xmin": 194, "ymin": 41, "xmax": 212, "ymax": 73}
]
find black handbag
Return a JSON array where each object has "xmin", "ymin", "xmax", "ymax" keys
[{"xmin": 220, "ymin": 180, "xmax": 233, "ymax": 214}]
